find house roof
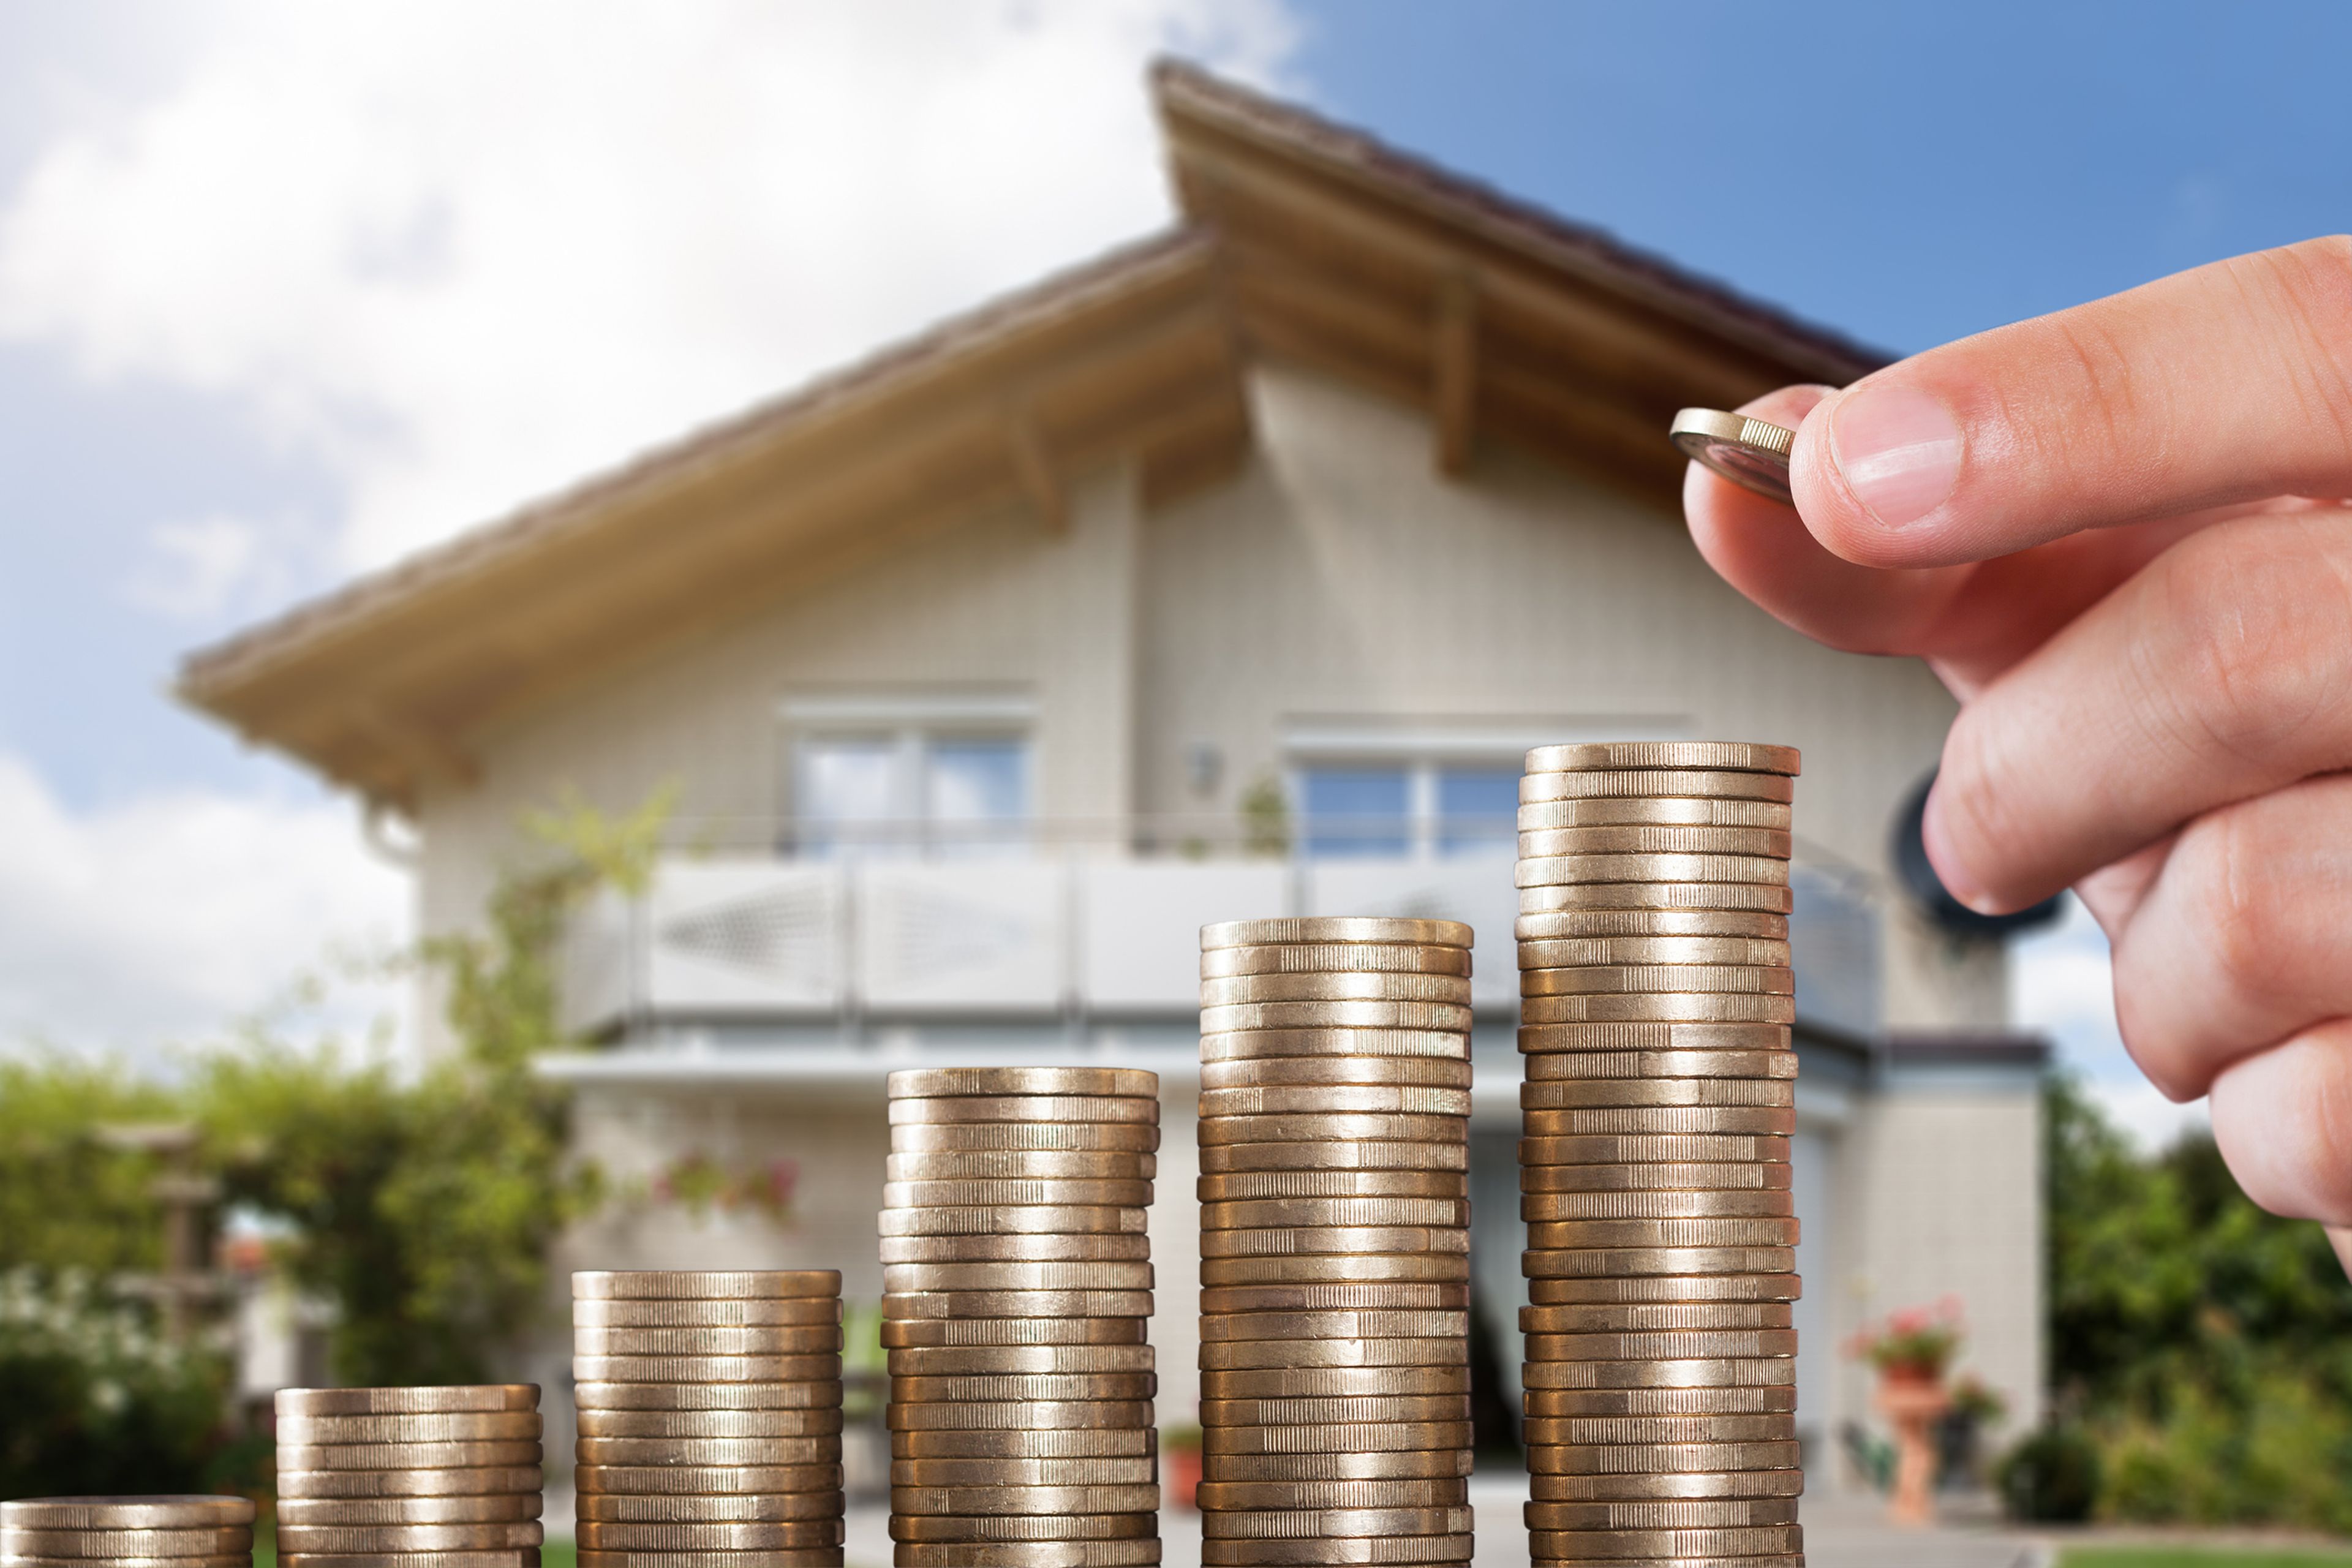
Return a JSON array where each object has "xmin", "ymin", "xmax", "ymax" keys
[{"xmin": 179, "ymin": 64, "xmax": 1890, "ymax": 811}]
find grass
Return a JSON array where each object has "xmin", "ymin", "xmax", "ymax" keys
[{"xmin": 2060, "ymin": 1550, "xmax": 2352, "ymax": 1567}]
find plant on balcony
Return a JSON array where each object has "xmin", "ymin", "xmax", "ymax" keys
[
  {"xmin": 1238, "ymin": 774, "xmax": 1289, "ymax": 856},
  {"xmin": 648, "ymin": 1153, "xmax": 800, "ymax": 1222},
  {"xmin": 1847, "ymin": 1295, "xmax": 1967, "ymax": 1382}
]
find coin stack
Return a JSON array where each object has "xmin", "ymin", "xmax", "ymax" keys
[
  {"xmin": 274, "ymin": 1385, "xmax": 543, "ymax": 1568},
  {"xmin": 1514, "ymin": 741, "xmax": 1804, "ymax": 1566},
  {"xmin": 881, "ymin": 1066, "xmax": 1163, "ymax": 1568},
  {"xmin": 573, "ymin": 1270, "xmax": 846, "ymax": 1568},
  {"xmin": 1196, "ymin": 917, "xmax": 1477, "ymax": 1568},
  {"xmin": 2, "ymin": 1496, "xmax": 254, "ymax": 1568}
]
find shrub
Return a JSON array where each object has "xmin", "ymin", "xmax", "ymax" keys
[{"xmin": 1997, "ymin": 1422, "xmax": 2101, "ymax": 1523}]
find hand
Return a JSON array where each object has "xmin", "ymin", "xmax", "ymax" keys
[{"xmin": 1681, "ymin": 236, "xmax": 2352, "ymax": 1266}]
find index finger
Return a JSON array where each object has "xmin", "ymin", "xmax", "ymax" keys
[{"xmin": 1790, "ymin": 236, "xmax": 2352, "ymax": 570}]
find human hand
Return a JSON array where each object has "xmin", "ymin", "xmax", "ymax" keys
[{"xmin": 1680, "ymin": 236, "xmax": 2352, "ymax": 1265}]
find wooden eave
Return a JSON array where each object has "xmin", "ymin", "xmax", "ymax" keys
[{"xmin": 1151, "ymin": 61, "xmax": 1891, "ymax": 497}]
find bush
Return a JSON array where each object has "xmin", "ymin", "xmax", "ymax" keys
[{"xmin": 1997, "ymin": 1422, "xmax": 2102, "ymax": 1523}]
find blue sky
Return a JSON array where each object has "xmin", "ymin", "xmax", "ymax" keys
[{"xmin": 0, "ymin": 1, "xmax": 2340, "ymax": 1126}]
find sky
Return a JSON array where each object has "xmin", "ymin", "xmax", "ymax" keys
[{"xmin": 0, "ymin": 1, "xmax": 2343, "ymax": 1140}]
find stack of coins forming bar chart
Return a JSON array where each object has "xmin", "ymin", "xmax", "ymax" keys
[
  {"xmin": 273, "ymin": 1386, "xmax": 544, "ymax": 1568},
  {"xmin": 1, "ymin": 1496, "xmax": 254, "ymax": 1568},
  {"xmin": 1195, "ymin": 918, "xmax": 1477, "ymax": 1568},
  {"xmin": 1514, "ymin": 741, "xmax": 1804, "ymax": 1566},
  {"xmin": 882, "ymin": 1068, "xmax": 1163, "ymax": 1568},
  {"xmin": 572, "ymin": 1270, "xmax": 846, "ymax": 1568}
]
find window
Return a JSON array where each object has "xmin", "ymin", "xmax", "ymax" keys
[
  {"xmin": 1298, "ymin": 761, "xmax": 1518, "ymax": 859},
  {"xmin": 793, "ymin": 729, "xmax": 1030, "ymax": 856},
  {"xmin": 1302, "ymin": 767, "xmax": 1412, "ymax": 858}
]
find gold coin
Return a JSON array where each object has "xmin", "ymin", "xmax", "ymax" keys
[
  {"xmin": 1668, "ymin": 407, "xmax": 1798, "ymax": 503},
  {"xmin": 882, "ymin": 1289, "xmax": 1152, "ymax": 1321},
  {"xmin": 573, "ymin": 1325, "xmax": 842, "ymax": 1356},
  {"xmin": 883, "ymin": 1401, "xmax": 1156, "ymax": 1433},
  {"xmin": 1520, "ymin": 1415, "xmax": 1795, "ymax": 1448},
  {"xmin": 886, "ymin": 1345, "xmax": 1154, "ymax": 1376},
  {"xmin": 1523, "ymin": 1385, "xmax": 1797, "ymax": 1418},
  {"xmin": 273, "ymin": 1526, "xmax": 541, "ymax": 1555},
  {"xmin": 1200, "ymin": 1227, "xmax": 1468, "ymax": 1260},
  {"xmin": 268, "ymin": 1553, "xmax": 533, "ymax": 1568},
  {"xmin": 1528, "ymin": 1466, "xmax": 1801, "ymax": 1500},
  {"xmin": 1520, "ymin": 1107, "xmax": 1793, "ymax": 1136},
  {"xmin": 887, "ymin": 1515, "xmax": 1156, "ymax": 1545},
  {"xmin": 885, "ymin": 1152, "xmax": 1156, "ymax": 1182},
  {"xmin": 1520, "ymin": 1080, "xmax": 1793, "ymax": 1112},
  {"xmin": 579, "ymin": 1552, "xmax": 841, "ymax": 1568},
  {"xmin": 574, "ymin": 1297, "xmax": 842, "ymax": 1329},
  {"xmin": 1, "ymin": 1527, "xmax": 251, "ymax": 1557},
  {"xmin": 1200, "ymin": 946, "xmax": 1471, "ymax": 979},
  {"xmin": 276, "ymin": 1499, "xmax": 539, "ymax": 1528},
  {"xmin": 1526, "ymin": 1272, "xmax": 1801, "ymax": 1306},
  {"xmin": 1199, "ymin": 1140, "xmax": 1466, "ymax": 1174},
  {"xmin": 881, "ymin": 1262, "xmax": 1152, "ymax": 1293},
  {"xmin": 1528, "ymin": 1441, "xmax": 1801, "ymax": 1477},
  {"xmin": 1519, "ymin": 1133, "xmax": 1789, "ymax": 1165},
  {"xmin": 1200, "ymin": 1254, "xmax": 1468, "ymax": 1287},
  {"xmin": 889, "ymin": 1485, "xmax": 1158, "ymax": 1518},
  {"xmin": 1199, "ymin": 1283, "xmax": 1468, "ymax": 1314},
  {"xmin": 1518, "ymin": 881, "xmax": 1793, "ymax": 914},
  {"xmin": 1198, "ymin": 974, "xmax": 1472, "ymax": 1008},
  {"xmin": 1199, "ymin": 1058, "xmax": 1472, "ymax": 1091},
  {"xmin": 1518, "ymin": 1020, "xmax": 1790, "ymax": 1052},
  {"xmin": 894, "ymin": 1542, "xmax": 1158, "ymax": 1568},
  {"xmin": 1517, "ymin": 826, "xmax": 1792, "ymax": 859},
  {"xmin": 1197, "ymin": 1339, "xmax": 1464, "ymax": 1371},
  {"xmin": 1519, "ymin": 768, "xmax": 1792, "ymax": 804},
  {"xmin": 877, "ymin": 1204, "xmax": 1147, "ymax": 1238},
  {"xmin": 1200, "ymin": 1196, "xmax": 1468, "ymax": 1231},
  {"xmin": 889, "ymin": 1459, "xmax": 1156, "ymax": 1488},
  {"xmin": 1198, "ymin": 1506, "xmax": 1471, "ymax": 1541},
  {"xmin": 274, "ymin": 1469, "xmax": 542, "ymax": 1502},
  {"xmin": 571, "ymin": 1354, "xmax": 838, "ymax": 1385},
  {"xmin": 576, "ymin": 1524, "xmax": 843, "ymax": 1551},
  {"xmin": 573, "ymin": 1467, "xmax": 838, "ymax": 1497},
  {"xmin": 1525, "ymin": 1218, "xmax": 1799, "ymax": 1249},
  {"xmin": 1526, "ymin": 1525, "xmax": 1800, "ymax": 1558},
  {"xmin": 274, "ymin": 1441, "xmax": 540, "ymax": 1472},
  {"xmin": 1521, "ymin": 1190, "xmax": 1792, "ymax": 1222},
  {"xmin": 1523, "ymin": 742, "xmax": 1799, "ymax": 775},
  {"xmin": 1200, "ymin": 1452, "xmax": 1468, "ymax": 1483},
  {"xmin": 887, "ymin": 1068, "xmax": 1159, "ymax": 1101},
  {"xmin": 571, "ymin": 1381, "xmax": 840, "ymax": 1412},
  {"xmin": 1200, "ymin": 1419, "xmax": 1470, "ymax": 1455},
  {"xmin": 891, "ymin": 1123, "xmax": 1161, "ymax": 1155},
  {"xmin": 1521, "ymin": 964, "xmax": 1793, "ymax": 997},
  {"xmin": 276, "ymin": 1387, "xmax": 537, "ymax": 1419},
  {"xmin": 1521, "ymin": 1246, "xmax": 1795, "ymax": 1279},
  {"xmin": 883, "ymin": 1178, "xmax": 1155, "ymax": 1208},
  {"xmin": 1515, "ymin": 908, "xmax": 1789, "ymax": 941},
  {"xmin": 1198, "ymin": 1170, "xmax": 1466, "ymax": 1202},
  {"xmin": 1194, "ymin": 1481, "xmax": 1466, "ymax": 1512},
  {"xmin": 1201, "ymin": 918, "xmax": 1471, "ymax": 949},
  {"xmin": 574, "ymin": 1403, "xmax": 843, "ymax": 1437},
  {"xmin": 1199, "ymin": 1030, "xmax": 1467, "ymax": 1063},
  {"xmin": 1199, "ymin": 1535, "xmax": 1470, "ymax": 1566},
  {"xmin": 891, "ymin": 1430, "xmax": 1155, "ymax": 1460},
  {"xmin": 1201, "ymin": 1310, "xmax": 1464, "ymax": 1343},
  {"xmin": 880, "ymin": 1234, "xmax": 1150, "ymax": 1265},
  {"xmin": 1516, "ymin": 797, "xmax": 1792, "ymax": 831},
  {"xmin": 573, "ymin": 1273, "xmax": 839, "ymax": 1302},
  {"xmin": 1197, "ymin": 1085, "xmax": 1476, "ymax": 1120},
  {"xmin": 1522, "ymin": 1050, "xmax": 1795, "ymax": 1082},
  {"xmin": 1520, "ymin": 992, "xmax": 1795, "ymax": 1025},
  {"xmin": 1521, "ymin": 1301, "xmax": 1792, "ymax": 1332},
  {"xmin": 1198, "ymin": 1366, "xmax": 1468, "ymax": 1399},
  {"xmin": 0, "ymin": 1557, "xmax": 249, "ymax": 1568},
  {"xmin": 1517, "ymin": 1359, "xmax": 1795, "ymax": 1392},
  {"xmin": 886, "ymin": 1372, "xmax": 1154, "ymax": 1403},
  {"xmin": 888, "ymin": 1097, "xmax": 1158, "ymax": 1127},
  {"xmin": 882, "ymin": 1316, "xmax": 1145, "ymax": 1349},
  {"xmin": 1525, "ymin": 1329, "xmax": 1799, "ymax": 1362},
  {"xmin": 579, "ymin": 1494, "xmax": 842, "ymax": 1522},
  {"xmin": 0, "ymin": 1502, "xmax": 255, "ymax": 1531},
  {"xmin": 1197, "ymin": 1114, "xmax": 1464, "ymax": 1147},
  {"xmin": 1199, "ymin": 1001, "xmax": 1471, "ymax": 1034},
  {"xmin": 575, "ymin": 1439, "xmax": 838, "ymax": 1468},
  {"xmin": 1517, "ymin": 937, "xmax": 1790, "ymax": 969}
]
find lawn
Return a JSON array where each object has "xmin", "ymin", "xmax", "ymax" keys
[{"xmin": 2060, "ymin": 1549, "xmax": 2352, "ymax": 1567}]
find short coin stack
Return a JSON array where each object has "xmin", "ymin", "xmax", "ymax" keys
[
  {"xmin": 1196, "ymin": 917, "xmax": 1477, "ymax": 1568},
  {"xmin": 572, "ymin": 1270, "xmax": 846, "ymax": 1568},
  {"xmin": 274, "ymin": 1385, "xmax": 543, "ymax": 1568},
  {"xmin": 882, "ymin": 1066, "xmax": 1162, "ymax": 1568},
  {"xmin": 1514, "ymin": 741, "xmax": 1804, "ymax": 1566},
  {"xmin": 2, "ymin": 1496, "xmax": 254, "ymax": 1568}
]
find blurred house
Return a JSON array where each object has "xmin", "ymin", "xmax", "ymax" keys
[{"xmin": 179, "ymin": 66, "xmax": 2045, "ymax": 1485}]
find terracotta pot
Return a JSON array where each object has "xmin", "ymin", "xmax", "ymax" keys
[{"xmin": 1164, "ymin": 1444, "xmax": 1202, "ymax": 1510}]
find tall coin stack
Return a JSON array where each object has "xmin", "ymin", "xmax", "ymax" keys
[
  {"xmin": 882, "ymin": 1067, "xmax": 1163, "ymax": 1568},
  {"xmin": 572, "ymin": 1270, "xmax": 846, "ymax": 1568},
  {"xmin": 274, "ymin": 1385, "xmax": 544, "ymax": 1568},
  {"xmin": 1513, "ymin": 742, "xmax": 1803, "ymax": 1566},
  {"xmin": 1196, "ymin": 917, "xmax": 1477, "ymax": 1568},
  {"xmin": 2, "ymin": 1496, "xmax": 254, "ymax": 1568}
]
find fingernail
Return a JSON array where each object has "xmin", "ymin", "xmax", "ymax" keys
[
  {"xmin": 1921, "ymin": 784, "xmax": 1999, "ymax": 914},
  {"xmin": 1830, "ymin": 381, "xmax": 1962, "ymax": 528}
]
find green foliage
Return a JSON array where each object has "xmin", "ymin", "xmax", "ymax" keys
[
  {"xmin": 0, "ymin": 1057, "xmax": 178, "ymax": 1275},
  {"xmin": 0, "ymin": 1270, "xmax": 234, "ymax": 1498},
  {"xmin": 1238, "ymin": 774, "xmax": 1289, "ymax": 857},
  {"xmin": 1998, "ymin": 1420, "xmax": 2102, "ymax": 1523},
  {"xmin": 2060, "ymin": 1553, "xmax": 2352, "ymax": 1567}
]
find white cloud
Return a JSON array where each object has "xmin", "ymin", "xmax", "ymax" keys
[
  {"xmin": 0, "ymin": 753, "xmax": 407, "ymax": 1061},
  {"xmin": 124, "ymin": 513, "xmax": 282, "ymax": 620},
  {"xmin": 0, "ymin": 0, "xmax": 1298, "ymax": 573}
]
